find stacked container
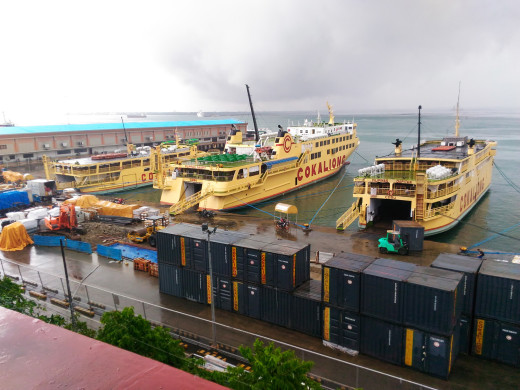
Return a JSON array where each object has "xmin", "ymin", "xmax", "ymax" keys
[
  {"xmin": 402, "ymin": 266, "xmax": 463, "ymax": 378},
  {"xmin": 473, "ymin": 260, "xmax": 520, "ymax": 367},
  {"xmin": 430, "ymin": 253, "xmax": 483, "ymax": 354},
  {"xmin": 157, "ymin": 223, "xmax": 311, "ymax": 333},
  {"xmin": 321, "ymin": 253, "xmax": 376, "ymax": 352}
]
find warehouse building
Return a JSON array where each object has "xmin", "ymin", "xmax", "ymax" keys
[{"xmin": 0, "ymin": 119, "xmax": 247, "ymax": 164}]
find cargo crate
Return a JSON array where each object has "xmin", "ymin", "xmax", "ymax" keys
[
  {"xmin": 149, "ymin": 263, "xmax": 159, "ymax": 277},
  {"xmin": 134, "ymin": 258, "xmax": 151, "ymax": 272},
  {"xmin": 392, "ymin": 220, "xmax": 425, "ymax": 251}
]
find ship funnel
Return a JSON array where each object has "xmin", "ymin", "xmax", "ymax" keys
[
  {"xmin": 392, "ymin": 138, "xmax": 403, "ymax": 155},
  {"xmin": 277, "ymin": 125, "xmax": 286, "ymax": 138},
  {"xmin": 467, "ymin": 138, "xmax": 476, "ymax": 155}
]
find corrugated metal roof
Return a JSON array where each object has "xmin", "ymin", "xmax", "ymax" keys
[{"xmin": 0, "ymin": 119, "xmax": 245, "ymax": 136}]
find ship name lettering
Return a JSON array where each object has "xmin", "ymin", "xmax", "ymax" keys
[{"xmin": 296, "ymin": 156, "xmax": 345, "ymax": 182}]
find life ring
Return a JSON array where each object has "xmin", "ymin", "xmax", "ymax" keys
[{"xmin": 388, "ymin": 190, "xmax": 393, "ymax": 196}]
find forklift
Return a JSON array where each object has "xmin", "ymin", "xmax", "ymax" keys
[
  {"xmin": 378, "ymin": 230, "xmax": 409, "ymax": 255},
  {"xmin": 127, "ymin": 215, "xmax": 168, "ymax": 247}
]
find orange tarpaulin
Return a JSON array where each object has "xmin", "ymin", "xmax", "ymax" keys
[
  {"xmin": 0, "ymin": 222, "xmax": 33, "ymax": 251},
  {"xmin": 64, "ymin": 195, "xmax": 140, "ymax": 218}
]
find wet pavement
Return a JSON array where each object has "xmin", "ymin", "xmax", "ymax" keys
[{"xmin": 2, "ymin": 212, "xmax": 519, "ymax": 390}]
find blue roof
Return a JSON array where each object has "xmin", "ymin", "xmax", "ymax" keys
[{"xmin": 0, "ymin": 119, "xmax": 245, "ymax": 136}]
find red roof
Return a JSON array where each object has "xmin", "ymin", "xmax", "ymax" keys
[
  {"xmin": 431, "ymin": 145, "xmax": 456, "ymax": 151},
  {"xmin": 0, "ymin": 307, "xmax": 227, "ymax": 389}
]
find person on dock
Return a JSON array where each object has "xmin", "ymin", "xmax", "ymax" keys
[{"xmin": 477, "ymin": 248, "xmax": 485, "ymax": 259}]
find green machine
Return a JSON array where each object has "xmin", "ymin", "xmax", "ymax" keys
[{"xmin": 378, "ymin": 230, "xmax": 409, "ymax": 255}]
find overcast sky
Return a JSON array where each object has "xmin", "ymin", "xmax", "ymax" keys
[{"xmin": 1, "ymin": 0, "xmax": 519, "ymax": 122}]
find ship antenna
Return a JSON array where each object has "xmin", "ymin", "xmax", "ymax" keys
[
  {"xmin": 245, "ymin": 84, "xmax": 259, "ymax": 142},
  {"xmin": 455, "ymin": 82, "xmax": 461, "ymax": 137},
  {"xmin": 417, "ymin": 105, "xmax": 422, "ymax": 159},
  {"xmin": 120, "ymin": 116, "xmax": 128, "ymax": 145}
]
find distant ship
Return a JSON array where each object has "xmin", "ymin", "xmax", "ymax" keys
[
  {"xmin": 197, "ymin": 110, "xmax": 204, "ymax": 118},
  {"xmin": 126, "ymin": 113, "xmax": 147, "ymax": 118},
  {"xmin": 1, "ymin": 112, "xmax": 14, "ymax": 127},
  {"xmin": 336, "ymin": 99, "xmax": 497, "ymax": 236},
  {"xmin": 155, "ymin": 90, "xmax": 359, "ymax": 214}
]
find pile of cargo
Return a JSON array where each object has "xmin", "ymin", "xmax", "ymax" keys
[{"xmin": 157, "ymin": 223, "xmax": 311, "ymax": 330}]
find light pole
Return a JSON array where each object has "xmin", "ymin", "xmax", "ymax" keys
[{"xmin": 202, "ymin": 223, "xmax": 217, "ymax": 347}]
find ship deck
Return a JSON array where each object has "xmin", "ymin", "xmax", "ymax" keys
[{"xmin": 377, "ymin": 139, "xmax": 488, "ymax": 161}]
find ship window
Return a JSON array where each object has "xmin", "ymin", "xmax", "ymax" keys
[
  {"xmin": 320, "ymin": 141, "xmax": 323, "ymax": 146},
  {"xmin": 315, "ymin": 142, "xmax": 319, "ymax": 147},
  {"xmin": 312, "ymin": 129, "xmax": 315, "ymax": 134},
  {"xmin": 327, "ymin": 140, "xmax": 330, "ymax": 145},
  {"xmin": 327, "ymin": 149, "xmax": 330, "ymax": 154}
]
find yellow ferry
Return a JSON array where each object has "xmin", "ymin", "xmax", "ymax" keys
[
  {"xmin": 336, "ymin": 103, "xmax": 497, "ymax": 236},
  {"xmin": 155, "ymin": 103, "xmax": 359, "ymax": 214},
  {"xmin": 43, "ymin": 140, "xmax": 205, "ymax": 195}
]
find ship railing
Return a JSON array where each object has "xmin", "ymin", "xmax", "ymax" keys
[
  {"xmin": 391, "ymin": 188, "xmax": 416, "ymax": 197},
  {"xmin": 426, "ymin": 183, "xmax": 460, "ymax": 199},
  {"xmin": 54, "ymin": 180, "xmax": 77, "ymax": 190},
  {"xmin": 353, "ymin": 186, "xmax": 365, "ymax": 194},
  {"xmin": 424, "ymin": 202, "xmax": 455, "ymax": 220}
]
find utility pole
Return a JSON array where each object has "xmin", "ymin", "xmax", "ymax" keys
[
  {"xmin": 60, "ymin": 240, "xmax": 77, "ymax": 329},
  {"xmin": 202, "ymin": 223, "xmax": 217, "ymax": 347}
]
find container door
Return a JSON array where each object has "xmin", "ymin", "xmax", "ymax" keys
[
  {"xmin": 323, "ymin": 306, "xmax": 341, "ymax": 345},
  {"xmin": 263, "ymin": 252, "xmax": 276, "ymax": 287},
  {"xmin": 340, "ymin": 271, "xmax": 361, "ymax": 311},
  {"xmin": 276, "ymin": 255, "xmax": 293, "ymax": 291},
  {"xmin": 341, "ymin": 311, "xmax": 360, "ymax": 351},
  {"xmin": 458, "ymin": 316, "xmax": 471, "ymax": 355},
  {"xmin": 247, "ymin": 285, "xmax": 261, "ymax": 319},
  {"xmin": 192, "ymin": 238, "xmax": 207, "ymax": 272},
  {"xmin": 158, "ymin": 263, "xmax": 182, "ymax": 297},
  {"xmin": 217, "ymin": 278, "xmax": 233, "ymax": 312},
  {"xmin": 425, "ymin": 335, "xmax": 451, "ymax": 379},
  {"xmin": 211, "ymin": 242, "xmax": 230, "ymax": 277},
  {"xmin": 232, "ymin": 281, "xmax": 247, "ymax": 315},
  {"xmin": 246, "ymin": 249, "xmax": 261, "ymax": 284},
  {"xmin": 404, "ymin": 329, "xmax": 426, "ymax": 372},
  {"xmin": 496, "ymin": 323, "xmax": 520, "ymax": 367}
]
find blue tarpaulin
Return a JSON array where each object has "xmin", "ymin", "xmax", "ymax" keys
[
  {"xmin": 108, "ymin": 243, "xmax": 158, "ymax": 263},
  {"xmin": 0, "ymin": 190, "xmax": 30, "ymax": 211}
]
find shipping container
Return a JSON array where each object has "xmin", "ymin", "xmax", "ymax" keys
[
  {"xmin": 404, "ymin": 266, "xmax": 463, "ymax": 336},
  {"xmin": 459, "ymin": 315, "xmax": 472, "ymax": 355},
  {"xmin": 291, "ymin": 280, "xmax": 322, "ymax": 338},
  {"xmin": 472, "ymin": 317, "xmax": 520, "ymax": 367},
  {"xmin": 232, "ymin": 280, "xmax": 247, "ymax": 315},
  {"xmin": 233, "ymin": 237, "xmax": 310, "ymax": 291},
  {"xmin": 323, "ymin": 305, "xmax": 360, "ymax": 352},
  {"xmin": 361, "ymin": 258, "xmax": 416, "ymax": 323},
  {"xmin": 430, "ymin": 253, "xmax": 483, "ymax": 316},
  {"xmin": 157, "ymin": 224, "xmax": 198, "ymax": 265},
  {"xmin": 360, "ymin": 315, "xmax": 404, "ymax": 365},
  {"xmin": 392, "ymin": 220, "xmax": 425, "ymax": 251},
  {"xmin": 210, "ymin": 231, "xmax": 248, "ymax": 277},
  {"xmin": 261, "ymin": 286, "xmax": 291, "ymax": 328},
  {"xmin": 322, "ymin": 253, "xmax": 376, "ymax": 311},
  {"xmin": 475, "ymin": 260, "xmax": 520, "ymax": 324},
  {"xmin": 158, "ymin": 263, "xmax": 183, "ymax": 297},
  {"xmin": 182, "ymin": 268, "xmax": 209, "ymax": 304},
  {"xmin": 403, "ymin": 326, "xmax": 459, "ymax": 379},
  {"xmin": 246, "ymin": 284, "xmax": 262, "ymax": 319}
]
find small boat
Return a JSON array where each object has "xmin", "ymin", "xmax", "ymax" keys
[
  {"xmin": 197, "ymin": 110, "xmax": 204, "ymax": 118},
  {"xmin": 126, "ymin": 113, "xmax": 147, "ymax": 118},
  {"xmin": 155, "ymin": 86, "xmax": 360, "ymax": 214},
  {"xmin": 43, "ymin": 138, "xmax": 206, "ymax": 195},
  {"xmin": 336, "ymin": 96, "xmax": 497, "ymax": 236},
  {"xmin": 0, "ymin": 112, "xmax": 14, "ymax": 127}
]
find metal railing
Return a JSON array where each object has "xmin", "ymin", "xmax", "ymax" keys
[
  {"xmin": 0, "ymin": 256, "xmax": 442, "ymax": 390},
  {"xmin": 424, "ymin": 203, "xmax": 456, "ymax": 220}
]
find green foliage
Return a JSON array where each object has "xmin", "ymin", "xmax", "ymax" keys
[
  {"xmin": 0, "ymin": 276, "xmax": 37, "ymax": 316},
  {"xmin": 226, "ymin": 339, "xmax": 322, "ymax": 390},
  {"xmin": 97, "ymin": 306, "xmax": 185, "ymax": 368}
]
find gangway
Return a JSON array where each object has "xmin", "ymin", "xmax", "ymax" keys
[
  {"xmin": 169, "ymin": 189, "xmax": 214, "ymax": 216},
  {"xmin": 336, "ymin": 201, "xmax": 359, "ymax": 230}
]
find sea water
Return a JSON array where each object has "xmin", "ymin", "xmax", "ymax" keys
[{"xmin": 54, "ymin": 110, "xmax": 520, "ymax": 253}]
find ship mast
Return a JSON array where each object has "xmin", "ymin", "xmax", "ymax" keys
[
  {"xmin": 417, "ymin": 105, "xmax": 422, "ymax": 159},
  {"xmin": 455, "ymin": 82, "xmax": 461, "ymax": 137},
  {"xmin": 245, "ymin": 84, "xmax": 259, "ymax": 142}
]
